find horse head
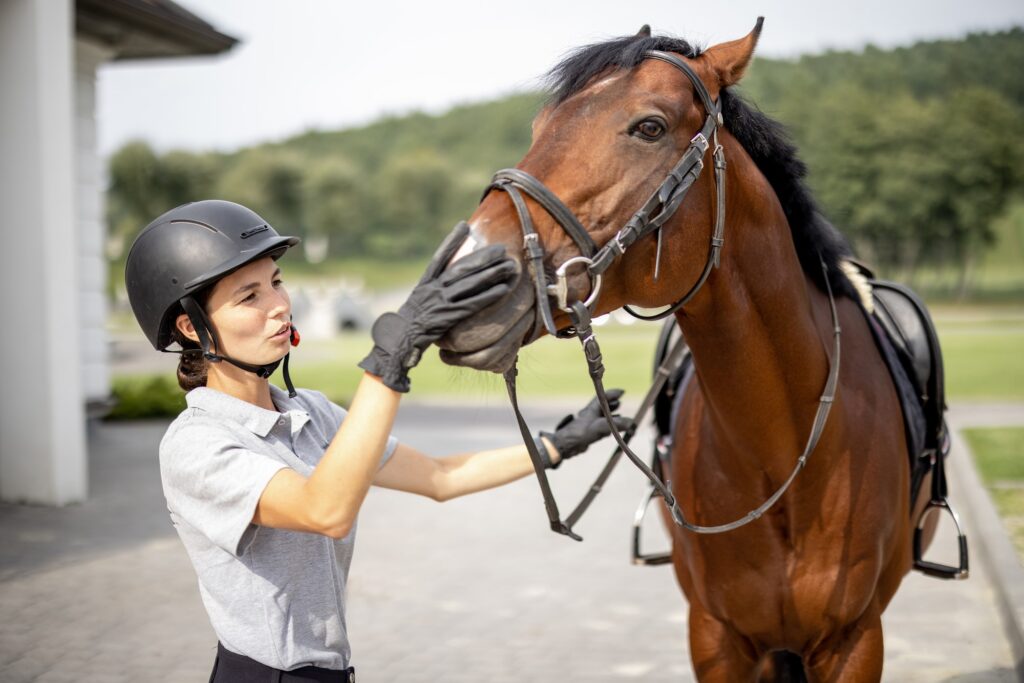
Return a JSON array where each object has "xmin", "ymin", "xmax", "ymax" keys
[{"xmin": 436, "ymin": 20, "xmax": 763, "ymax": 373}]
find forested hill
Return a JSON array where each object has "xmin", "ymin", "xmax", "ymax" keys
[{"xmin": 108, "ymin": 27, "xmax": 1024, "ymax": 277}]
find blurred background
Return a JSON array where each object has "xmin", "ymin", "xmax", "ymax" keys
[
  {"xmin": 2, "ymin": 1, "xmax": 1024, "ymax": 680},
  {"xmin": 94, "ymin": 2, "xmax": 1024, "ymax": 414}
]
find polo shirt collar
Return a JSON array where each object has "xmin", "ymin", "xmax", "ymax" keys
[{"xmin": 186, "ymin": 386, "xmax": 284, "ymax": 437}]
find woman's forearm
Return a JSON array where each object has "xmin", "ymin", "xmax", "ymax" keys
[
  {"xmin": 303, "ymin": 372, "xmax": 400, "ymax": 534},
  {"xmin": 433, "ymin": 438, "xmax": 557, "ymax": 502}
]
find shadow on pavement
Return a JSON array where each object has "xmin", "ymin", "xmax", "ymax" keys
[
  {"xmin": 0, "ymin": 420, "xmax": 174, "ymax": 580},
  {"xmin": 941, "ymin": 666, "xmax": 1019, "ymax": 682}
]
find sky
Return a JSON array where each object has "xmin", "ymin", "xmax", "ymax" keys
[{"xmin": 96, "ymin": 0, "xmax": 1024, "ymax": 157}]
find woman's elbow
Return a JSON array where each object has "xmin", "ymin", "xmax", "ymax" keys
[
  {"xmin": 314, "ymin": 516, "xmax": 352, "ymax": 539},
  {"xmin": 321, "ymin": 522, "xmax": 352, "ymax": 540},
  {"xmin": 430, "ymin": 468, "xmax": 460, "ymax": 503},
  {"xmin": 307, "ymin": 503, "xmax": 354, "ymax": 539},
  {"xmin": 431, "ymin": 487, "xmax": 453, "ymax": 503}
]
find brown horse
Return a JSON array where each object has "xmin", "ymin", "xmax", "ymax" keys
[{"xmin": 438, "ymin": 20, "xmax": 937, "ymax": 682}]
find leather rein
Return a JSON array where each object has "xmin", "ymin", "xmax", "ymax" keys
[{"xmin": 482, "ymin": 50, "xmax": 843, "ymax": 540}]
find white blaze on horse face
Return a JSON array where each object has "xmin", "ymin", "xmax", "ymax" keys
[
  {"xmin": 583, "ymin": 72, "xmax": 626, "ymax": 96},
  {"xmin": 448, "ymin": 225, "xmax": 483, "ymax": 266}
]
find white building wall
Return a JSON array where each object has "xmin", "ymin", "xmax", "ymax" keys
[
  {"xmin": 0, "ymin": 0, "xmax": 87, "ymax": 504},
  {"xmin": 75, "ymin": 39, "xmax": 114, "ymax": 406}
]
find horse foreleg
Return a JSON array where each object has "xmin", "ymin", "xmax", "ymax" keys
[
  {"xmin": 805, "ymin": 612, "xmax": 884, "ymax": 683},
  {"xmin": 688, "ymin": 604, "xmax": 760, "ymax": 682}
]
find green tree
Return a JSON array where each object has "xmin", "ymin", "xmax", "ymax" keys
[
  {"xmin": 106, "ymin": 140, "xmax": 162, "ymax": 244},
  {"xmin": 106, "ymin": 142, "xmax": 221, "ymax": 254},
  {"xmin": 370, "ymin": 149, "xmax": 459, "ymax": 258},
  {"xmin": 301, "ymin": 157, "xmax": 369, "ymax": 256},
  {"xmin": 216, "ymin": 150, "xmax": 306, "ymax": 239}
]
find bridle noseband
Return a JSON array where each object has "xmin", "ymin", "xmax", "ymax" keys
[
  {"xmin": 479, "ymin": 50, "xmax": 842, "ymax": 542},
  {"xmin": 483, "ymin": 50, "xmax": 727, "ymax": 339}
]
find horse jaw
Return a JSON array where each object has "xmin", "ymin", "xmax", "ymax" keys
[{"xmin": 436, "ymin": 271, "xmax": 536, "ymax": 373}]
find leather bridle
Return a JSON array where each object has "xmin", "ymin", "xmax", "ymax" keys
[
  {"xmin": 480, "ymin": 50, "xmax": 843, "ymax": 541},
  {"xmin": 484, "ymin": 51, "xmax": 727, "ymax": 339}
]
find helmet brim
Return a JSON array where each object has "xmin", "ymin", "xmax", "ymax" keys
[{"xmin": 182, "ymin": 235, "xmax": 300, "ymax": 292}]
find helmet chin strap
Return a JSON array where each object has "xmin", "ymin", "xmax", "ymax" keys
[{"xmin": 180, "ymin": 296, "xmax": 298, "ymax": 398}]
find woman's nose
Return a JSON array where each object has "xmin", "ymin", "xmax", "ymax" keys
[{"xmin": 269, "ymin": 286, "xmax": 290, "ymax": 318}]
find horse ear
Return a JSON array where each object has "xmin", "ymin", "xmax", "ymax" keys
[
  {"xmin": 702, "ymin": 17, "xmax": 763, "ymax": 87},
  {"xmin": 635, "ymin": 24, "xmax": 651, "ymax": 38}
]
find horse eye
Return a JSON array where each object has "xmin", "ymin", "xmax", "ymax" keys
[{"xmin": 634, "ymin": 119, "xmax": 666, "ymax": 141}]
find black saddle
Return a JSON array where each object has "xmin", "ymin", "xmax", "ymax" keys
[{"xmin": 644, "ymin": 264, "xmax": 968, "ymax": 579}]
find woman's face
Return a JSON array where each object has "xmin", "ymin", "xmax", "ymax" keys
[{"xmin": 178, "ymin": 256, "xmax": 292, "ymax": 365}]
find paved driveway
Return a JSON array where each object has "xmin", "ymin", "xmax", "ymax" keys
[{"xmin": 0, "ymin": 401, "xmax": 1017, "ymax": 682}]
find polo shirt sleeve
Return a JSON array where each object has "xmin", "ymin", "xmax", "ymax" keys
[
  {"xmin": 303, "ymin": 389, "xmax": 398, "ymax": 469},
  {"xmin": 160, "ymin": 415, "xmax": 288, "ymax": 557}
]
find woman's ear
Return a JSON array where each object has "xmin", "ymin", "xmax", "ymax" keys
[
  {"xmin": 701, "ymin": 17, "xmax": 763, "ymax": 88},
  {"xmin": 175, "ymin": 313, "xmax": 200, "ymax": 345}
]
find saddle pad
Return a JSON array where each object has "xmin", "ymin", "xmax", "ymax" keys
[{"xmin": 859, "ymin": 305, "xmax": 927, "ymax": 470}]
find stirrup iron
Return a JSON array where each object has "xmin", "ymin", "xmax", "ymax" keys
[
  {"xmin": 632, "ymin": 483, "xmax": 672, "ymax": 566},
  {"xmin": 913, "ymin": 497, "xmax": 969, "ymax": 580}
]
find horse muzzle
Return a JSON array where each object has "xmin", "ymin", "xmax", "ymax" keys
[{"xmin": 437, "ymin": 260, "xmax": 536, "ymax": 373}]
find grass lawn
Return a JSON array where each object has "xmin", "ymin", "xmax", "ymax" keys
[
  {"xmin": 963, "ymin": 427, "xmax": 1024, "ymax": 561},
  {"xmin": 278, "ymin": 305, "xmax": 1024, "ymax": 404},
  {"xmin": 109, "ymin": 304, "xmax": 1024, "ymax": 416},
  {"xmin": 935, "ymin": 311, "xmax": 1024, "ymax": 401},
  {"xmin": 287, "ymin": 323, "xmax": 664, "ymax": 406},
  {"xmin": 266, "ymin": 305, "xmax": 1024, "ymax": 405}
]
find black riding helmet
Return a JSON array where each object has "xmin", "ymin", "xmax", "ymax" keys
[{"xmin": 125, "ymin": 200, "xmax": 302, "ymax": 396}]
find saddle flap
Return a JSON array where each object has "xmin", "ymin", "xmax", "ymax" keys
[
  {"xmin": 871, "ymin": 284, "xmax": 933, "ymax": 398},
  {"xmin": 868, "ymin": 279, "xmax": 947, "ymax": 451}
]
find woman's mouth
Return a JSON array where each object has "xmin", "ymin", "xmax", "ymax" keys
[{"xmin": 270, "ymin": 323, "xmax": 291, "ymax": 341}]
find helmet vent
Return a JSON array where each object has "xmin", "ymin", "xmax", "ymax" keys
[
  {"xmin": 171, "ymin": 277, "xmax": 178, "ymax": 284},
  {"xmin": 240, "ymin": 225, "xmax": 269, "ymax": 239}
]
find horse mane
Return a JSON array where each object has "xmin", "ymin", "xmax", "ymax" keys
[{"xmin": 544, "ymin": 31, "xmax": 856, "ymax": 300}]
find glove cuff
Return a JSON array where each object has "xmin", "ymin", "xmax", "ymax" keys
[
  {"xmin": 358, "ymin": 349, "xmax": 411, "ymax": 393},
  {"xmin": 535, "ymin": 433, "xmax": 559, "ymax": 469}
]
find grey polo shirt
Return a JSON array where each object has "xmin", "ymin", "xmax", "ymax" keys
[{"xmin": 159, "ymin": 384, "xmax": 398, "ymax": 671}]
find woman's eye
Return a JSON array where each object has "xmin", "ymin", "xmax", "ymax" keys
[
  {"xmin": 634, "ymin": 119, "xmax": 666, "ymax": 140},
  {"xmin": 273, "ymin": 279, "xmax": 284, "ymax": 288},
  {"xmin": 242, "ymin": 292, "xmax": 256, "ymax": 303}
]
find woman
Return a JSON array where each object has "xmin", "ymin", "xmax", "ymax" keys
[{"xmin": 124, "ymin": 200, "xmax": 630, "ymax": 682}]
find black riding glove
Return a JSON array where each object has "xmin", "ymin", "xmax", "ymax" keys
[
  {"xmin": 536, "ymin": 389, "xmax": 635, "ymax": 468},
  {"xmin": 359, "ymin": 222, "xmax": 516, "ymax": 392}
]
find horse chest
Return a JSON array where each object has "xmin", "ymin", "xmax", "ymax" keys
[{"xmin": 680, "ymin": 526, "xmax": 884, "ymax": 642}]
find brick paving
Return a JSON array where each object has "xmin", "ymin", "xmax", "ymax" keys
[{"xmin": 0, "ymin": 400, "xmax": 1018, "ymax": 682}]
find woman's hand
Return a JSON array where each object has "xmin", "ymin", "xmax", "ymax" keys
[
  {"xmin": 536, "ymin": 390, "xmax": 634, "ymax": 468},
  {"xmin": 359, "ymin": 222, "xmax": 515, "ymax": 392}
]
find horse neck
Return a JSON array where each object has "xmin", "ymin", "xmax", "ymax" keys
[{"xmin": 674, "ymin": 153, "xmax": 837, "ymax": 482}]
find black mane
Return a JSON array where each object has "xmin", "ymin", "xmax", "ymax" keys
[{"xmin": 544, "ymin": 31, "xmax": 856, "ymax": 299}]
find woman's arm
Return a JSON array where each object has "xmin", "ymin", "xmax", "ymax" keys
[
  {"xmin": 372, "ymin": 390, "xmax": 634, "ymax": 502},
  {"xmin": 252, "ymin": 372, "xmax": 401, "ymax": 538},
  {"xmin": 250, "ymin": 237, "xmax": 515, "ymax": 539},
  {"xmin": 372, "ymin": 438, "xmax": 558, "ymax": 502}
]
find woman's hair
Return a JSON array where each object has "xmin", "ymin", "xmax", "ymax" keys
[{"xmin": 169, "ymin": 289, "xmax": 213, "ymax": 392}]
